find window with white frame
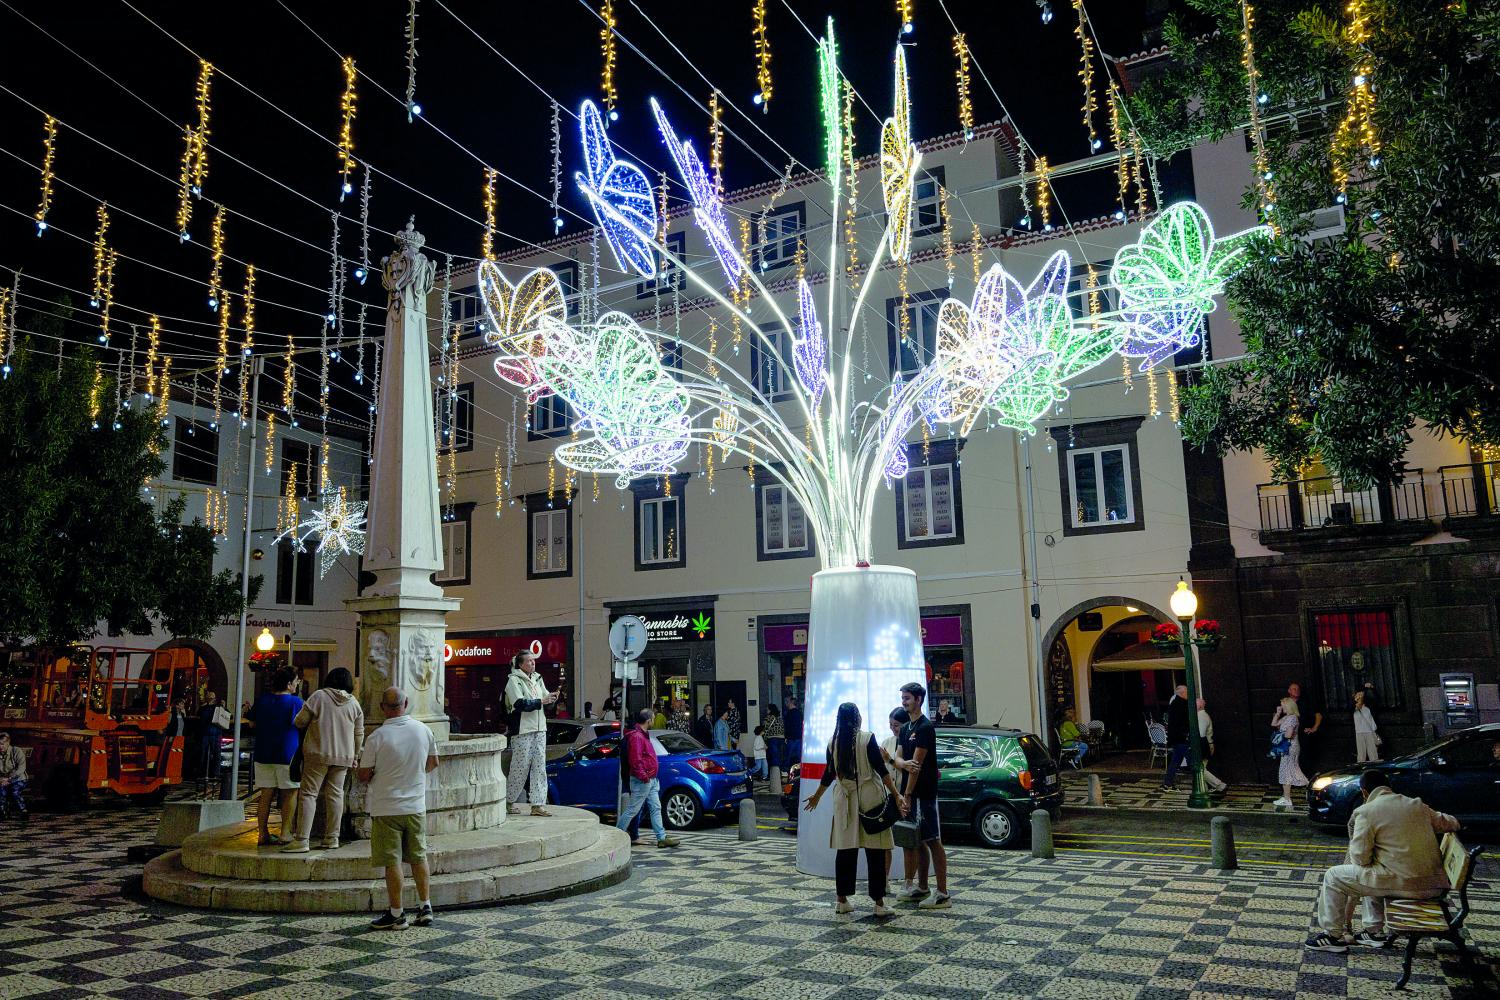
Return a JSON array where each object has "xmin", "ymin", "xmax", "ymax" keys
[
  {"xmin": 757, "ymin": 204, "xmax": 804, "ymax": 271},
  {"xmin": 903, "ymin": 464, "xmax": 957, "ymax": 542},
  {"xmin": 435, "ymin": 504, "xmax": 473, "ymax": 585},
  {"xmin": 887, "ymin": 290, "xmax": 949, "ymax": 379},
  {"xmin": 759, "ymin": 483, "xmax": 810, "ymax": 558},
  {"xmin": 529, "ymin": 394, "xmax": 571, "ymax": 439},
  {"xmin": 914, "ymin": 167, "xmax": 945, "ymax": 235},
  {"xmin": 530, "ymin": 506, "xmax": 570, "ymax": 577},
  {"xmin": 637, "ymin": 231, "xmax": 686, "ymax": 297},
  {"xmin": 640, "ymin": 496, "xmax": 681, "ymax": 565},
  {"xmin": 448, "ymin": 288, "xmax": 482, "ymax": 339},
  {"xmin": 1068, "ymin": 445, "xmax": 1135, "ymax": 528},
  {"xmin": 751, "ymin": 325, "xmax": 792, "ymax": 400}
]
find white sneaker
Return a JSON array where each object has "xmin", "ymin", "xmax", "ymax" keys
[
  {"xmin": 898, "ymin": 884, "xmax": 929, "ymax": 902},
  {"xmin": 918, "ymin": 893, "xmax": 952, "ymax": 910},
  {"xmin": 1273, "ymin": 797, "xmax": 1292, "ymax": 809},
  {"xmin": 834, "ymin": 901, "xmax": 853, "ymax": 914},
  {"xmin": 873, "ymin": 900, "xmax": 895, "ymax": 918},
  {"xmin": 279, "ymin": 840, "xmax": 311, "ymax": 854}
]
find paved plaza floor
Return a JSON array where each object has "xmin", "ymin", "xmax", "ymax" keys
[{"xmin": 2, "ymin": 801, "xmax": 1497, "ymax": 999}]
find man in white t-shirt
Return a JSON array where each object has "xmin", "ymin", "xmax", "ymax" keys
[{"xmin": 357, "ymin": 687, "xmax": 439, "ymax": 930}]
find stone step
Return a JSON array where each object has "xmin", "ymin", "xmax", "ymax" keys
[
  {"xmin": 180, "ymin": 807, "xmax": 605, "ymax": 882},
  {"xmin": 144, "ymin": 824, "xmax": 631, "ymax": 912}
]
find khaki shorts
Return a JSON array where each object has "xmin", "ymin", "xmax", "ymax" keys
[
  {"xmin": 253, "ymin": 763, "xmax": 298, "ymax": 790},
  {"xmin": 369, "ymin": 813, "xmax": 427, "ymax": 868}
]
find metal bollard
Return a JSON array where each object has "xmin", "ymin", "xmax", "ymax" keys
[
  {"xmin": 738, "ymin": 798, "xmax": 758, "ymax": 841},
  {"xmin": 1211, "ymin": 815, "xmax": 1238, "ymax": 870},
  {"xmin": 1087, "ymin": 774, "xmax": 1104, "ymax": 807},
  {"xmin": 1030, "ymin": 809, "xmax": 1055, "ymax": 860}
]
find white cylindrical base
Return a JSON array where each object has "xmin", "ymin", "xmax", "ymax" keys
[{"xmin": 796, "ymin": 565, "xmax": 927, "ymax": 877}]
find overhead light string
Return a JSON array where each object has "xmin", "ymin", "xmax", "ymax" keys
[
  {"xmin": 1330, "ymin": 0, "xmax": 1378, "ymax": 198},
  {"xmin": 1240, "ymin": 0, "xmax": 1277, "ymax": 223},
  {"xmin": 237, "ymin": 264, "xmax": 256, "ymax": 426},
  {"xmin": 952, "ymin": 32, "xmax": 974, "ymax": 140},
  {"xmin": 98, "ymin": 249, "xmax": 117, "ymax": 348},
  {"xmin": 35, "ymin": 114, "xmax": 57, "ymax": 235},
  {"xmin": 404, "ymin": 0, "xmax": 421, "ymax": 120},
  {"xmin": 481, "ymin": 166, "xmax": 499, "ymax": 260},
  {"xmin": 282, "ymin": 328, "xmax": 297, "ymax": 427},
  {"xmin": 1106, "ymin": 82, "xmax": 1131, "ymax": 221},
  {"xmin": 753, "ymin": 0, "xmax": 773, "ymax": 110},
  {"xmin": 897, "ymin": 0, "xmax": 914, "ymax": 34},
  {"xmin": 600, "ymin": 0, "xmax": 619, "ymax": 121},
  {"xmin": 144, "ymin": 314, "xmax": 162, "ymax": 401},
  {"xmin": 550, "ymin": 101, "xmax": 563, "ymax": 231},
  {"xmin": 1035, "ymin": 155, "xmax": 1053, "ymax": 229},
  {"xmin": 213, "ymin": 290, "xmax": 231, "ymax": 427},
  {"xmin": 176, "ymin": 58, "xmax": 214, "ymax": 241},
  {"xmin": 355, "ymin": 167, "xmax": 372, "ymax": 283},
  {"xmin": 337, "ymin": 55, "xmax": 359, "ymax": 200},
  {"xmin": 1073, "ymin": 1, "xmax": 1100, "ymax": 152},
  {"xmin": 90, "ymin": 202, "xmax": 111, "ymax": 309},
  {"xmin": 207, "ymin": 204, "xmax": 227, "ymax": 308},
  {"xmin": 0, "ymin": 284, "xmax": 10, "ymax": 378}
]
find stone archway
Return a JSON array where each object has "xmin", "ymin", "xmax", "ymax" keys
[{"xmin": 1039, "ymin": 596, "xmax": 1174, "ymax": 743}]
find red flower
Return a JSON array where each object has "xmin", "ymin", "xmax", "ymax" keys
[
  {"xmin": 1152, "ymin": 622, "xmax": 1181, "ymax": 642},
  {"xmin": 1194, "ymin": 619, "xmax": 1221, "ymax": 635}
]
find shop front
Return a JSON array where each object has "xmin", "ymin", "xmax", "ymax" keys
[
  {"xmin": 606, "ymin": 599, "xmax": 718, "ymax": 724},
  {"xmin": 758, "ymin": 604, "xmax": 976, "ymax": 723},
  {"xmin": 443, "ymin": 628, "xmax": 574, "ymax": 734}
]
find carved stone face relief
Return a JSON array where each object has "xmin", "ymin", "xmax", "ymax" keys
[
  {"xmin": 406, "ymin": 629, "xmax": 439, "ymax": 692},
  {"xmin": 366, "ymin": 630, "xmax": 393, "ymax": 687}
]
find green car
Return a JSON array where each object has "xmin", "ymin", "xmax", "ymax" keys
[{"xmin": 933, "ymin": 725, "xmax": 1063, "ymax": 849}]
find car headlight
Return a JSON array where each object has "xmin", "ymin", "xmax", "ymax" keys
[{"xmin": 1311, "ymin": 775, "xmax": 1337, "ymax": 792}]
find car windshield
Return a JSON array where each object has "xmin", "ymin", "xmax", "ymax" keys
[{"xmin": 655, "ymin": 732, "xmax": 703, "ymax": 754}]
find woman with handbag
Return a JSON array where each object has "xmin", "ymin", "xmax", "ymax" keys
[
  {"xmin": 1352, "ymin": 690, "xmax": 1380, "ymax": 762},
  {"xmin": 803, "ymin": 703, "xmax": 906, "ymax": 917},
  {"xmin": 283, "ymin": 668, "xmax": 364, "ymax": 852},
  {"xmin": 1271, "ymin": 697, "xmax": 1308, "ymax": 809}
]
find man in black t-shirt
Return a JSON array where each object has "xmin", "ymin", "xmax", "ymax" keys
[
  {"xmin": 1289, "ymin": 682, "xmax": 1324, "ymax": 771},
  {"xmin": 895, "ymin": 682, "xmax": 950, "ymax": 909}
]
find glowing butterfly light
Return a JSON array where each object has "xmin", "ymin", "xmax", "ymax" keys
[
  {"xmin": 477, "ymin": 260, "xmax": 566, "ymax": 402},
  {"xmin": 649, "ymin": 99, "xmax": 743, "ymax": 285},
  {"xmin": 1110, "ymin": 201, "xmax": 1269, "ymax": 369},
  {"xmin": 881, "ymin": 46, "xmax": 921, "ymax": 262},
  {"xmin": 791, "ymin": 279, "xmax": 826, "ymax": 410},
  {"xmin": 577, "ymin": 100, "xmax": 657, "ymax": 277},
  {"xmin": 277, "ymin": 486, "xmax": 368, "ymax": 579}
]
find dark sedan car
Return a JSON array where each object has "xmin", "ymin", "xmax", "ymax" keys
[
  {"xmin": 780, "ymin": 725, "xmax": 1063, "ymax": 848},
  {"xmin": 1309, "ymin": 722, "xmax": 1500, "ymax": 828}
]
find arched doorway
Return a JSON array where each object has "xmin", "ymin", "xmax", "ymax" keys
[
  {"xmin": 157, "ymin": 638, "xmax": 226, "ymax": 706},
  {"xmin": 1040, "ymin": 597, "xmax": 1175, "ymax": 753}
]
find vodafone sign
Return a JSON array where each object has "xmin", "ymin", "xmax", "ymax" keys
[{"xmin": 443, "ymin": 633, "xmax": 568, "ymax": 667}]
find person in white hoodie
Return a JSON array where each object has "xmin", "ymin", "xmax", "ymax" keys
[
  {"xmin": 505, "ymin": 650, "xmax": 556, "ymax": 816},
  {"xmin": 283, "ymin": 668, "xmax": 365, "ymax": 853},
  {"xmin": 1352, "ymin": 690, "xmax": 1380, "ymax": 763}
]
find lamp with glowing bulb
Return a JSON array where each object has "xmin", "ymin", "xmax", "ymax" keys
[
  {"xmin": 1168, "ymin": 577, "xmax": 1210, "ymax": 809},
  {"xmin": 255, "ymin": 627, "xmax": 276, "ymax": 652}
]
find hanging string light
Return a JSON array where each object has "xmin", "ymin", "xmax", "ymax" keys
[
  {"xmin": 733, "ymin": 216, "xmax": 751, "ymax": 354},
  {"xmin": 444, "ymin": 322, "xmax": 460, "ymax": 517},
  {"xmin": 1072, "ymin": 1, "xmax": 1100, "ymax": 151},
  {"xmin": 1130, "ymin": 131, "xmax": 1151, "ymax": 216},
  {"xmin": 1034, "ymin": 155, "xmax": 1053, "ymax": 229},
  {"xmin": 1331, "ymin": 0, "xmax": 1377, "ymax": 197},
  {"xmin": 1167, "ymin": 368, "xmax": 1181, "ymax": 423},
  {"xmin": 207, "ymin": 205, "xmax": 227, "ymax": 309},
  {"xmin": 90, "ymin": 202, "xmax": 111, "ymax": 309},
  {"xmin": 153, "ymin": 357, "xmax": 172, "ymax": 436},
  {"xmin": 1, "ymin": 272, "xmax": 15, "ymax": 378},
  {"xmin": 34, "ymin": 114, "xmax": 57, "ymax": 235},
  {"xmin": 405, "ymin": 0, "xmax": 421, "ymax": 120},
  {"xmin": 969, "ymin": 223, "xmax": 983, "ymax": 286},
  {"xmin": 1107, "ymin": 83, "xmax": 1131, "ymax": 221},
  {"xmin": 355, "ymin": 168, "xmax": 372, "ymax": 283},
  {"xmin": 752, "ymin": 0, "xmax": 773, "ymax": 109},
  {"xmin": 282, "ymin": 329, "xmax": 296, "ymax": 426},
  {"xmin": 212, "ymin": 292, "xmax": 231, "ymax": 427},
  {"xmin": 709, "ymin": 91, "xmax": 725, "ymax": 195},
  {"xmin": 481, "ymin": 167, "xmax": 499, "ymax": 260},
  {"xmin": 600, "ymin": 0, "xmax": 619, "ymax": 121},
  {"xmin": 952, "ymin": 33, "xmax": 974, "ymax": 140},
  {"xmin": 337, "ymin": 56, "xmax": 359, "ymax": 199},
  {"xmin": 327, "ymin": 212, "xmax": 341, "ymax": 329},
  {"xmin": 1240, "ymin": 1, "xmax": 1277, "ymax": 220},
  {"xmin": 547, "ymin": 453, "xmax": 557, "ymax": 504},
  {"xmin": 0, "ymin": 286, "xmax": 9, "ymax": 377},
  {"xmin": 1146, "ymin": 364, "xmax": 1160, "ymax": 418},
  {"xmin": 175, "ymin": 59, "xmax": 213, "ymax": 241},
  {"xmin": 144, "ymin": 315, "xmax": 162, "ymax": 400},
  {"xmin": 550, "ymin": 101, "xmax": 563, "ymax": 231},
  {"xmin": 897, "ymin": 0, "xmax": 914, "ymax": 34},
  {"xmin": 236, "ymin": 265, "xmax": 256, "ymax": 425},
  {"xmin": 98, "ymin": 249, "xmax": 117, "ymax": 348},
  {"xmin": 843, "ymin": 80, "xmax": 859, "ymax": 289},
  {"xmin": 494, "ymin": 445, "xmax": 505, "ymax": 517},
  {"xmin": 939, "ymin": 186, "xmax": 956, "ymax": 288}
]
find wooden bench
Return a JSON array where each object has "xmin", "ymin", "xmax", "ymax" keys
[{"xmin": 1386, "ymin": 832, "xmax": 1485, "ymax": 989}]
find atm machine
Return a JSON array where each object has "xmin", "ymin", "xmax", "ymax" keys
[{"xmin": 1439, "ymin": 673, "xmax": 1478, "ymax": 731}]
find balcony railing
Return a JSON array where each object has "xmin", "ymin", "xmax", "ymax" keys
[
  {"xmin": 1439, "ymin": 463, "xmax": 1500, "ymax": 519},
  {"xmin": 1257, "ymin": 471, "xmax": 1429, "ymax": 534}
]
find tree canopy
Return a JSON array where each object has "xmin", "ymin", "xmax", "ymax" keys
[
  {"xmin": 0, "ymin": 298, "xmax": 259, "ymax": 645},
  {"xmin": 1128, "ymin": 0, "xmax": 1499, "ymax": 484}
]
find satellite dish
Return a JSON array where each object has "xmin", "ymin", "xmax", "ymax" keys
[{"xmin": 609, "ymin": 616, "xmax": 648, "ymax": 662}]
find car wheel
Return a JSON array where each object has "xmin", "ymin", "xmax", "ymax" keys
[
  {"xmin": 662, "ymin": 788, "xmax": 702, "ymax": 830},
  {"xmin": 972, "ymin": 802, "xmax": 1021, "ymax": 849}
]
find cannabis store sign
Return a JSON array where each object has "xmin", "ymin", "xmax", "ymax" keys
[{"xmin": 613, "ymin": 609, "xmax": 715, "ymax": 644}]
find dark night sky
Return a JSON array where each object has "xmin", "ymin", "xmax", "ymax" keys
[{"xmin": 0, "ymin": 1, "xmax": 1158, "ymax": 429}]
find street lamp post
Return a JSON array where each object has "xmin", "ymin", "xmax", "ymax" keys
[{"xmin": 1169, "ymin": 578, "xmax": 1211, "ymax": 810}]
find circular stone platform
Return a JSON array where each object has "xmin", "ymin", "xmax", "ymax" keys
[{"xmin": 143, "ymin": 807, "xmax": 631, "ymax": 912}]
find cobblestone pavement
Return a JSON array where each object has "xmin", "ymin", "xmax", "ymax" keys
[{"xmin": 2, "ymin": 801, "xmax": 1497, "ymax": 999}]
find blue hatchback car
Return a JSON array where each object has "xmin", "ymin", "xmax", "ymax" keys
[{"xmin": 546, "ymin": 729, "xmax": 752, "ymax": 829}]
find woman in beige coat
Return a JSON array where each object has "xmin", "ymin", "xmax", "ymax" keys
[
  {"xmin": 283, "ymin": 668, "xmax": 364, "ymax": 852},
  {"xmin": 804, "ymin": 703, "xmax": 906, "ymax": 916}
]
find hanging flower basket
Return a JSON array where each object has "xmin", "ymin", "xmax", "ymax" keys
[
  {"xmin": 1151, "ymin": 622, "xmax": 1182, "ymax": 653},
  {"xmin": 1191, "ymin": 619, "xmax": 1222, "ymax": 651}
]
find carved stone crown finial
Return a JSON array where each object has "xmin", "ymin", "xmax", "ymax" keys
[{"xmin": 396, "ymin": 217, "xmax": 426, "ymax": 254}]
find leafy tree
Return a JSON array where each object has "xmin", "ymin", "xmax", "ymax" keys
[
  {"xmin": 1129, "ymin": 0, "xmax": 1500, "ymax": 484},
  {"xmin": 0, "ymin": 298, "xmax": 259, "ymax": 645}
]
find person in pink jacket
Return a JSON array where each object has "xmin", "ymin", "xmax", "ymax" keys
[{"xmin": 282, "ymin": 668, "xmax": 365, "ymax": 853}]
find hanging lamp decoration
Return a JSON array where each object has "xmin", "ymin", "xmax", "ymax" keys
[
  {"xmin": 494, "ymin": 444, "xmax": 505, "ymax": 517},
  {"xmin": 404, "ymin": 0, "xmax": 421, "ymax": 120},
  {"xmin": 1331, "ymin": 0, "xmax": 1377, "ymax": 197},
  {"xmin": 213, "ymin": 291, "xmax": 231, "ymax": 428},
  {"xmin": 842, "ymin": 79, "xmax": 859, "ymax": 289},
  {"xmin": 1, "ymin": 271, "xmax": 15, "ymax": 378},
  {"xmin": 600, "ymin": 0, "xmax": 619, "ymax": 120},
  {"xmin": 97, "ymin": 249, "xmax": 117, "ymax": 348},
  {"xmin": 207, "ymin": 205, "xmax": 227, "ymax": 309},
  {"xmin": 481, "ymin": 166, "xmax": 499, "ymax": 261},
  {"xmin": 752, "ymin": 0, "xmax": 773, "ymax": 109},
  {"xmin": 897, "ymin": 0, "xmax": 914, "ymax": 34},
  {"xmin": 152, "ymin": 358, "xmax": 172, "ymax": 444},
  {"xmin": 550, "ymin": 101, "xmax": 563, "ymax": 231},
  {"xmin": 952, "ymin": 32, "xmax": 974, "ymax": 140},
  {"xmin": 1240, "ymin": 0, "xmax": 1277, "ymax": 222},
  {"xmin": 337, "ymin": 56, "xmax": 359, "ymax": 200},
  {"xmin": 237, "ymin": 264, "xmax": 257, "ymax": 425},
  {"xmin": 1106, "ymin": 83, "xmax": 1132, "ymax": 220},
  {"xmin": 557, "ymin": 19, "xmax": 1267, "ymax": 567},
  {"xmin": 1034, "ymin": 155, "xmax": 1053, "ymax": 229},
  {"xmin": 355, "ymin": 167, "xmax": 372, "ymax": 283},
  {"xmin": 579, "ymin": 99, "xmax": 658, "ymax": 277},
  {"xmin": 175, "ymin": 59, "xmax": 213, "ymax": 240},
  {"xmin": 282, "ymin": 328, "xmax": 297, "ymax": 428},
  {"xmin": 35, "ymin": 114, "xmax": 57, "ymax": 235},
  {"xmin": 0, "ymin": 286, "xmax": 9, "ymax": 377},
  {"xmin": 144, "ymin": 315, "xmax": 162, "ymax": 400},
  {"xmin": 1072, "ymin": 0, "xmax": 1100, "ymax": 152},
  {"xmin": 90, "ymin": 202, "xmax": 111, "ymax": 310},
  {"xmin": 709, "ymin": 91, "xmax": 725, "ymax": 195},
  {"xmin": 280, "ymin": 486, "xmax": 368, "ymax": 578},
  {"xmin": 88, "ymin": 362, "xmax": 105, "ymax": 430}
]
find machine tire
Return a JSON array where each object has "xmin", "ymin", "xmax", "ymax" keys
[
  {"xmin": 971, "ymin": 802, "xmax": 1021, "ymax": 849},
  {"xmin": 45, "ymin": 768, "xmax": 88, "ymax": 813}
]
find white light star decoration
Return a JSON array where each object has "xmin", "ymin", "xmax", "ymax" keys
[
  {"xmin": 277, "ymin": 485, "xmax": 367, "ymax": 578},
  {"xmin": 512, "ymin": 17, "xmax": 1268, "ymax": 569}
]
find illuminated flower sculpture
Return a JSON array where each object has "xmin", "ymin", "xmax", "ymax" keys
[
  {"xmin": 480, "ymin": 19, "xmax": 1267, "ymax": 571},
  {"xmin": 487, "ymin": 19, "xmax": 1265, "ymax": 875},
  {"xmin": 276, "ymin": 485, "xmax": 368, "ymax": 579}
]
